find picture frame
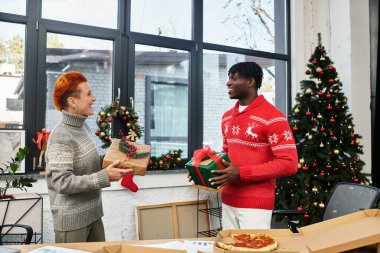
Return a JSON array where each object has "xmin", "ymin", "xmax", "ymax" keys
[{"xmin": 0, "ymin": 129, "xmax": 26, "ymax": 173}]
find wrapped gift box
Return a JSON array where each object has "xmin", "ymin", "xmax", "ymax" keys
[
  {"xmin": 186, "ymin": 146, "xmax": 230, "ymax": 189},
  {"xmin": 102, "ymin": 138, "xmax": 151, "ymax": 176}
]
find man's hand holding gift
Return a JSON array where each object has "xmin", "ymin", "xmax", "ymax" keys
[{"xmin": 209, "ymin": 159, "xmax": 240, "ymax": 188}]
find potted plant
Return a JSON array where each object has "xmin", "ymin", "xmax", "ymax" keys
[
  {"xmin": 0, "ymin": 146, "xmax": 42, "ymax": 244},
  {"xmin": 0, "ymin": 146, "xmax": 37, "ymax": 199}
]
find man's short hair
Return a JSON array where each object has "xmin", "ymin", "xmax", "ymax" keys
[{"xmin": 228, "ymin": 62, "xmax": 263, "ymax": 90}]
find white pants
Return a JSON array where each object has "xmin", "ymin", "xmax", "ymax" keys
[{"xmin": 222, "ymin": 203, "xmax": 272, "ymax": 230}]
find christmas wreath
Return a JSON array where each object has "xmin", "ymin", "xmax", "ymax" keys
[{"xmin": 95, "ymin": 98, "xmax": 143, "ymax": 148}]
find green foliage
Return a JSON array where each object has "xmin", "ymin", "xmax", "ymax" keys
[
  {"xmin": 275, "ymin": 33, "xmax": 369, "ymax": 226},
  {"xmin": 148, "ymin": 150, "xmax": 183, "ymax": 170},
  {"xmin": 0, "ymin": 147, "xmax": 37, "ymax": 199}
]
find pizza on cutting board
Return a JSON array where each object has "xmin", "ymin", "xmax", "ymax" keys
[{"xmin": 216, "ymin": 233, "xmax": 278, "ymax": 251}]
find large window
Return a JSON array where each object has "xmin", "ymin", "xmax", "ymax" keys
[
  {"xmin": 42, "ymin": 0, "xmax": 118, "ymax": 29},
  {"xmin": 45, "ymin": 33, "xmax": 113, "ymax": 152},
  {"xmin": 131, "ymin": 0, "xmax": 192, "ymax": 39},
  {"xmin": 135, "ymin": 45, "xmax": 189, "ymax": 157},
  {"xmin": 204, "ymin": 0, "xmax": 287, "ymax": 53},
  {"xmin": 0, "ymin": 22, "xmax": 25, "ymax": 129},
  {"xmin": 0, "ymin": 0, "xmax": 290, "ymax": 172}
]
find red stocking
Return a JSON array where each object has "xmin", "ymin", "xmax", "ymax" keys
[{"xmin": 121, "ymin": 174, "xmax": 138, "ymax": 192}]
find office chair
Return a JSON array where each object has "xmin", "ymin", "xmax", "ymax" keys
[
  {"xmin": 273, "ymin": 182, "xmax": 380, "ymax": 232},
  {"xmin": 0, "ymin": 224, "xmax": 33, "ymax": 245}
]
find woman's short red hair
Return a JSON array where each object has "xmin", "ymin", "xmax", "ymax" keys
[{"xmin": 53, "ymin": 71, "xmax": 87, "ymax": 111}]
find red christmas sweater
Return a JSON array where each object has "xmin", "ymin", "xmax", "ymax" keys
[{"xmin": 221, "ymin": 95, "xmax": 298, "ymax": 209}]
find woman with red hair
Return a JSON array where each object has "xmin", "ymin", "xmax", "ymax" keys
[{"xmin": 45, "ymin": 71, "xmax": 132, "ymax": 243}]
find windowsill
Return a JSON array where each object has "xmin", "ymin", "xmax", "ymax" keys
[{"xmin": 5, "ymin": 168, "xmax": 192, "ymax": 195}]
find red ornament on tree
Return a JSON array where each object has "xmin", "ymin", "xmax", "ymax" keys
[
  {"xmin": 325, "ymin": 93, "xmax": 331, "ymax": 98},
  {"xmin": 306, "ymin": 111, "xmax": 311, "ymax": 116},
  {"xmin": 327, "ymin": 104, "xmax": 332, "ymax": 110},
  {"xmin": 312, "ymin": 59, "xmax": 318, "ymax": 65},
  {"xmin": 320, "ymin": 172, "xmax": 325, "ymax": 176},
  {"xmin": 353, "ymin": 178, "xmax": 359, "ymax": 183},
  {"xmin": 329, "ymin": 78, "xmax": 335, "ymax": 84},
  {"xmin": 320, "ymin": 126, "xmax": 325, "ymax": 132},
  {"xmin": 330, "ymin": 117, "xmax": 335, "ymax": 123},
  {"xmin": 293, "ymin": 125, "xmax": 298, "ymax": 131},
  {"xmin": 304, "ymin": 214, "xmax": 310, "ymax": 218},
  {"xmin": 165, "ymin": 155, "xmax": 172, "ymax": 160},
  {"xmin": 326, "ymin": 163, "xmax": 332, "ymax": 169},
  {"xmin": 302, "ymin": 166, "xmax": 308, "ymax": 171}
]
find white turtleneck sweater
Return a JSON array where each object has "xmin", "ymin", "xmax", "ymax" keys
[{"xmin": 45, "ymin": 110, "xmax": 110, "ymax": 232}]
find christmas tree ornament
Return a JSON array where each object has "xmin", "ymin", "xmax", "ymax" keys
[
  {"xmin": 319, "ymin": 142, "xmax": 324, "ymax": 148},
  {"xmin": 329, "ymin": 131, "xmax": 334, "ymax": 136},
  {"xmin": 355, "ymin": 138, "xmax": 360, "ymax": 145},
  {"xmin": 305, "ymin": 69, "xmax": 311, "ymax": 75},
  {"xmin": 308, "ymin": 135, "xmax": 313, "ymax": 140},
  {"xmin": 312, "ymin": 162, "xmax": 318, "ymax": 167},
  {"xmin": 320, "ymin": 56, "xmax": 325, "ymax": 61},
  {"xmin": 333, "ymin": 149, "xmax": 340, "ymax": 155},
  {"xmin": 328, "ymin": 65, "xmax": 335, "ymax": 71},
  {"xmin": 317, "ymin": 113, "xmax": 323, "ymax": 119},
  {"xmin": 304, "ymin": 214, "xmax": 310, "ymax": 218},
  {"xmin": 326, "ymin": 163, "xmax": 332, "ymax": 169},
  {"xmin": 330, "ymin": 117, "xmax": 335, "ymax": 123},
  {"xmin": 316, "ymin": 67, "xmax": 323, "ymax": 73},
  {"xmin": 312, "ymin": 187, "xmax": 318, "ymax": 193},
  {"xmin": 319, "ymin": 202, "xmax": 325, "ymax": 208},
  {"xmin": 328, "ymin": 78, "xmax": 335, "ymax": 84},
  {"xmin": 306, "ymin": 109, "xmax": 311, "ymax": 116},
  {"xmin": 306, "ymin": 88, "xmax": 312, "ymax": 94},
  {"xmin": 320, "ymin": 171, "xmax": 325, "ymax": 176},
  {"xmin": 327, "ymin": 104, "xmax": 332, "ymax": 110},
  {"xmin": 317, "ymin": 79, "xmax": 322, "ymax": 84},
  {"xmin": 300, "ymin": 158, "xmax": 305, "ymax": 164},
  {"xmin": 100, "ymin": 111, "xmax": 106, "ymax": 116},
  {"xmin": 302, "ymin": 165, "xmax": 309, "ymax": 171},
  {"xmin": 312, "ymin": 59, "xmax": 318, "ymax": 65},
  {"xmin": 325, "ymin": 93, "xmax": 331, "ymax": 98},
  {"xmin": 295, "ymin": 107, "xmax": 300, "ymax": 113},
  {"xmin": 314, "ymin": 202, "xmax": 318, "ymax": 206},
  {"xmin": 293, "ymin": 125, "xmax": 298, "ymax": 131},
  {"xmin": 318, "ymin": 91, "xmax": 323, "ymax": 96}
]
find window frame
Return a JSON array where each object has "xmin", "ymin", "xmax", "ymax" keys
[{"xmin": 0, "ymin": 0, "xmax": 291, "ymax": 173}]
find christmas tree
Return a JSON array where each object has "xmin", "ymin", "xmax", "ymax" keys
[{"xmin": 275, "ymin": 33, "xmax": 369, "ymax": 225}]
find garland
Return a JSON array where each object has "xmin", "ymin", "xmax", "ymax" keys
[
  {"xmin": 95, "ymin": 98, "xmax": 143, "ymax": 148},
  {"xmin": 148, "ymin": 149, "xmax": 183, "ymax": 170}
]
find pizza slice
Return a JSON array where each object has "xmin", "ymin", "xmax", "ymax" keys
[{"xmin": 217, "ymin": 233, "xmax": 278, "ymax": 252}]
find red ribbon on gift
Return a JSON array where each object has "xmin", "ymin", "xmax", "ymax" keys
[{"xmin": 191, "ymin": 145, "xmax": 225, "ymax": 186}]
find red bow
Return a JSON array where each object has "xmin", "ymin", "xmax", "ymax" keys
[{"xmin": 191, "ymin": 145, "xmax": 224, "ymax": 186}]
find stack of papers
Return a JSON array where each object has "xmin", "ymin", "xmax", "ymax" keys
[
  {"xmin": 138, "ymin": 240, "xmax": 214, "ymax": 253},
  {"xmin": 28, "ymin": 246, "xmax": 91, "ymax": 253}
]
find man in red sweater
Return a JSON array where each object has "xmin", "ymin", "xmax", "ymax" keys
[{"xmin": 209, "ymin": 61, "xmax": 298, "ymax": 229}]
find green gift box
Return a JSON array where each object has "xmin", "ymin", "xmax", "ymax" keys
[{"xmin": 186, "ymin": 148, "xmax": 230, "ymax": 189}]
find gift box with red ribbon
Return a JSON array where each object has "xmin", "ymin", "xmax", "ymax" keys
[{"xmin": 185, "ymin": 146, "xmax": 230, "ymax": 189}]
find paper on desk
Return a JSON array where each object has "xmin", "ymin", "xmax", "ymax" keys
[
  {"xmin": 28, "ymin": 246, "xmax": 91, "ymax": 253},
  {"xmin": 136, "ymin": 240, "xmax": 213, "ymax": 253}
]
